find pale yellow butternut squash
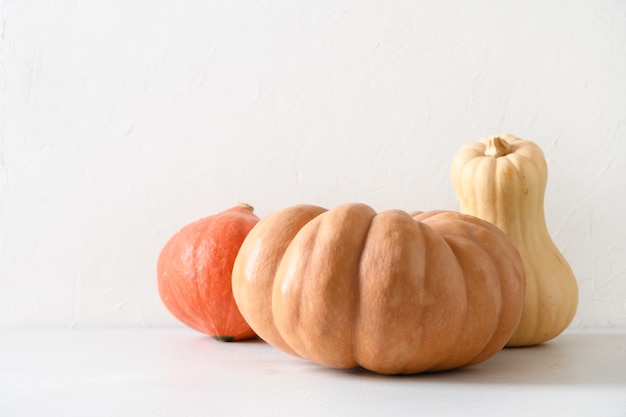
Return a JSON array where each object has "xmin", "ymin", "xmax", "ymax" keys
[{"xmin": 451, "ymin": 134, "xmax": 578, "ymax": 346}]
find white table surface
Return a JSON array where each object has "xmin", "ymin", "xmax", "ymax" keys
[{"xmin": 1, "ymin": 328, "xmax": 624, "ymax": 417}]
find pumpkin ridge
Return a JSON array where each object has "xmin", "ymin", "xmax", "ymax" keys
[
  {"xmin": 434, "ymin": 235, "xmax": 484, "ymax": 369},
  {"xmin": 393, "ymin": 212, "xmax": 469, "ymax": 373},
  {"xmin": 165, "ymin": 227, "xmax": 212, "ymax": 333},
  {"xmin": 272, "ymin": 217, "xmax": 321, "ymax": 360},
  {"xmin": 324, "ymin": 204, "xmax": 376, "ymax": 369},
  {"xmin": 413, "ymin": 213, "xmax": 516, "ymax": 370},
  {"xmin": 267, "ymin": 205, "xmax": 328, "ymax": 355},
  {"xmin": 275, "ymin": 204, "xmax": 375, "ymax": 368},
  {"xmin": 351, "ymin": 208, "xmax": 377, "ymax": 369},
  {"xmin": 466, "ymin": 229, "xmax": 523, "ymax": 363},
  {"xmin": 191, "ymin": 226, "xmax": 217, "ymax": 335},
  {"xmin": 230, "ymin": 204, "xmax": 324, "ymax": 351}
]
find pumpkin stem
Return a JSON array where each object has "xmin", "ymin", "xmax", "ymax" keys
[
  {"xmin": 213, "ymin": 335, "xmax": 235, "ymax": 342},
  {"xmin": 237, "ymin": 202, "xmax": 254, "ymax": 212},
  {"xmin": 485, "ymin": 136, "xmax": 512, "ymax": 157}
]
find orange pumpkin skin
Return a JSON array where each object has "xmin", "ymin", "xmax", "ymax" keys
[
  {"xmin": 157, "ymin": 204, "xmax": 259, "ymax": 341},
  {"xmin": 232, "ymin": 203, "xmax": 525, "ymax": 374}
]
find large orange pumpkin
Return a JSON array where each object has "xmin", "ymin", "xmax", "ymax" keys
[
  {"xmin": 157, "ymin": 203, "xmax": 259, "ymax": 341},
  {"xmin": 232, "ymin": 203, "xmax": 525, "ymax": 374}
]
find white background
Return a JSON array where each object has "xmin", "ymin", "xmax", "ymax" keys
[{"xmin": 1, "ymin": 0, "xmax": 625, "ymax": 329}]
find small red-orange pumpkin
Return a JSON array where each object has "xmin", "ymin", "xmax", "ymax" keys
[{"xmin": 157, "ymin": 203, "xmax": 259, "ymax": 341}]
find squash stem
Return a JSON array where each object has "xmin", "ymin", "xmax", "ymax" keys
[
  {"xmin": 485, "ymin": 136, "xmax": 512, "ymax": 157},
  {"xmin": 237, "ymin": 202, "xmax": 254, "ymax": 212}
]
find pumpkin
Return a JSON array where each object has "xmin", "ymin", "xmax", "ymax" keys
[
  {"xmin": 231, "ymin": 203, "xmax": 525, "ymax": 374},
  {"xmin": 451, "ymin": 134, "xmax": 578, "ymax": 346},
  {"xmin": 157, "ymin": 203, "xmax": 259, "ymax": 341}
]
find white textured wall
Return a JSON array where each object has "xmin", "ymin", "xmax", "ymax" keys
[{"xmin": 1, "ymin": 0, "xmax": 625, "ymax": 328}]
